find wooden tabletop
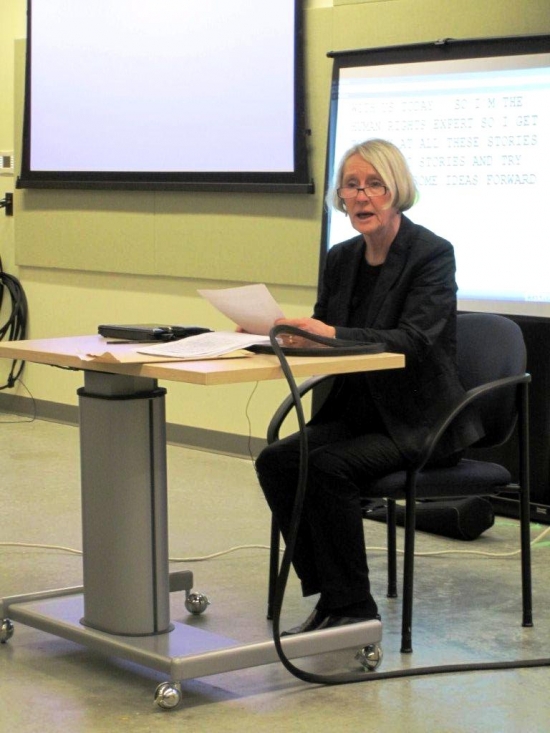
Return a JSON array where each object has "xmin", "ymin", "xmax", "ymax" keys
[{"xmin": 0, "ymin": 335, "xmax": 405, "ymax": 386}]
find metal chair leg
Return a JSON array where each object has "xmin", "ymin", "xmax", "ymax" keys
[
  {"xmin": 267, "ymin": 517, "xmax": 280, "ymax": 620},
  {"xmin": 518, "ymin": 382, "xmax": 533, "ymax": 627},
  {"xmin": 401, "ymin": 474, "xmax": 418, "ymax": 654},
  {"xmin": 386, "ymin": 499, "xmax": 398, "ymax": 598}
]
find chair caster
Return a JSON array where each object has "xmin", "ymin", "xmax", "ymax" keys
[
  {"xmin": 154, "ymin": 681, "xmax": 182, "ymax": 710},
  {"xmin": 355, "ymin": 643, "xmax": 383, "ymax": 671},
  {"xmin": 0, "ymin": 618, "xmax": 14, "ymax": 644},
  {"xmin": 184, "ymin": 591, "xmax": 210, "ymax": 615}
]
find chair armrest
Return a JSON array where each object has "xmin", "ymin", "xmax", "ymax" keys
[
  {"xmin": 267, "ymin": 375, "xmax": 333, "ymax": 444},
  {"xmin": 414, "ymin": 372, "xmax": 531, "ymax": 470}
]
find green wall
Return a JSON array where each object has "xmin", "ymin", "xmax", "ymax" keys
[{"xmin": 1, "ymin": 0, "xmax": 549, "ymax": 445}]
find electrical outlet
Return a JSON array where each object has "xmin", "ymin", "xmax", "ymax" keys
[{"xmin": 0, "ymin": 152, "xmax": 14, "ymax": 175}]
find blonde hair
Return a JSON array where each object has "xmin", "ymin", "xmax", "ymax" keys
[{"xmin": 328, "ymin": 139, "xmax": 418, "ymax": 214}]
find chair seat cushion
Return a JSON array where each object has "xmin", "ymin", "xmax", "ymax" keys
[{"xmin": 365, "ymin": 458, "xmax": 513, "ymax": 499}]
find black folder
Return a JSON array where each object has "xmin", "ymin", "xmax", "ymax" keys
[{"xmin": 98, "ymin": 324, "xmax": 211, "ymax": 342}]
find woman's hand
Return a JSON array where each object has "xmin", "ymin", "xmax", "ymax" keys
[{"xmin": 274, "ymin": 317, "xmax": 336, "ymax": 347}]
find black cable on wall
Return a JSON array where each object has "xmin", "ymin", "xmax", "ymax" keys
[{"xmin": 0, "ymin": 258, "xmax": 28, "ymax": 389}]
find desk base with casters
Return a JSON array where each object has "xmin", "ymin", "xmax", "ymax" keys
[
  {"xmin": 1, "ymin": 368, "xmax": 383, "ymax": 710},
  {"xmin": 1, "ymin": 590, "xmax": 382, "ymax": 710}
]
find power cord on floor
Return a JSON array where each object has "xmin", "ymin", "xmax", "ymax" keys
[{"xmin": 1, "ymin": 522, "xmax": 549, "ymax": 560}]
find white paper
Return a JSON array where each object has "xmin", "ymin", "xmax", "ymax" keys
[
  {"xmin": 137, "ymin": 331, "xmax": 270, "ymax": 359},
  {"xmin": 198, "ymin": 284, "xmax": 285, "ymax": 335}
]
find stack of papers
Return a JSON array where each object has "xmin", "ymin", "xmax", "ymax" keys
[{"xmin": 138, "ymin": 331, "xmax": 270, "ymax": 359}]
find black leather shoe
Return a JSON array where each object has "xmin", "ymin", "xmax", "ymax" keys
[
  {"xmin": 313, "ymin": 613, "xmax": 381, "ymax": 631},
  {"xmin": 281, "ymin": 608, "xmax": 327, "ymax": 636},
  {"xmin": 282, "ymin": 610, "xmax": 380, "ymax": 636}
]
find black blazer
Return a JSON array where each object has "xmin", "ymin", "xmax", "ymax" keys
[{"xmin": 312, "ymin": 215, "xmax": 484, "ymax": 461}]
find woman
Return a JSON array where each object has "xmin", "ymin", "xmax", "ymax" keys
[{"xmin": 255, "ymin": 139, "xmax": 483, "ymax": 635}]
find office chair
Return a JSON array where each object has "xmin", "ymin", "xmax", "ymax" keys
[{"xmin": 266, "ymin": 313, "xmax": 532, "ymax": 653}]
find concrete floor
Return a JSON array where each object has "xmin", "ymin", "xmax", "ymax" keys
[{"xmin": 1, "ymin": 414, "xmax": 550, "ymax": 732}]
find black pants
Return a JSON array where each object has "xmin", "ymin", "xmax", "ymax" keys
[{"xmin": 255, "ymin": 420, "xmax": 408, "ymax": 613}]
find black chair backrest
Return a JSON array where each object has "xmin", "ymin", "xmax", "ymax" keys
[{"xmin": 456, "ymin": 313, "xmax": 526, "ymax": 449}]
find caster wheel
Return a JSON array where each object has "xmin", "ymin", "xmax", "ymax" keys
[
  {"xmin": 0, "ymin": 619, "xmax": 14, "ymax": 644},
  {"xmin": 185, "ymin": 592, "xmax": 210, "ymax": 615},
  {"xmin": 355, "ymin": 643, "xmax": 383, "ymax": 672},
  {"xmin": 154, "ymin": 681, "xmax": 182, "ymax": 710}
]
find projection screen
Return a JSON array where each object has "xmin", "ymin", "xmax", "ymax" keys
[{"xmin": 18, "ymin": 0, "xmax": 312, "ymax": 193}]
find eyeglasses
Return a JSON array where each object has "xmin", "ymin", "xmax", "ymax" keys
[{"xmin": 337, "ymin": 183, "xmax": 388, "ymax": 200}]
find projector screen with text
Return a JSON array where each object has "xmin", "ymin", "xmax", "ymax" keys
[{"xmin": 324, "ymin": 37, "xmax": 550, "ymax": 318}]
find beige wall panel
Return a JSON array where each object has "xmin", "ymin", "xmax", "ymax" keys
[
  {"xmin": 15, "ymin": 190, "xmax": 157, "ymax": 273},
  {"xmin": 153, "ymin": 192, "xmax": 320, "ymax": 286},
  {"xmin": 332, "ymin": 0, "xmax": 550, "ymax": 50}
]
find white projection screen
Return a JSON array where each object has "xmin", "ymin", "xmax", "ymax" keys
[
  {"xmin": 322, "ymin": 35, "xmax": 550, "ymax": 318},
  {"xmin": 18, "ymin": 0, "xmax": 312, "ymax": 193}
]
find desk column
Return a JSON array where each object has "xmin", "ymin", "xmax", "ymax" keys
[{"xmin": 78, "ymin": 372, "xmax": 171, "ymax": 636}]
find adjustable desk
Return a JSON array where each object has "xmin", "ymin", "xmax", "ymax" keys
[{"xmin": 0, "ymin": 335, "xmax": 404, "ymax": 707}]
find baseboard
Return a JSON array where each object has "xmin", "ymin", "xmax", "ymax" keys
[{"xmin": 0, "ymin": 392, "xmax": 266, "ymax": 459}]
